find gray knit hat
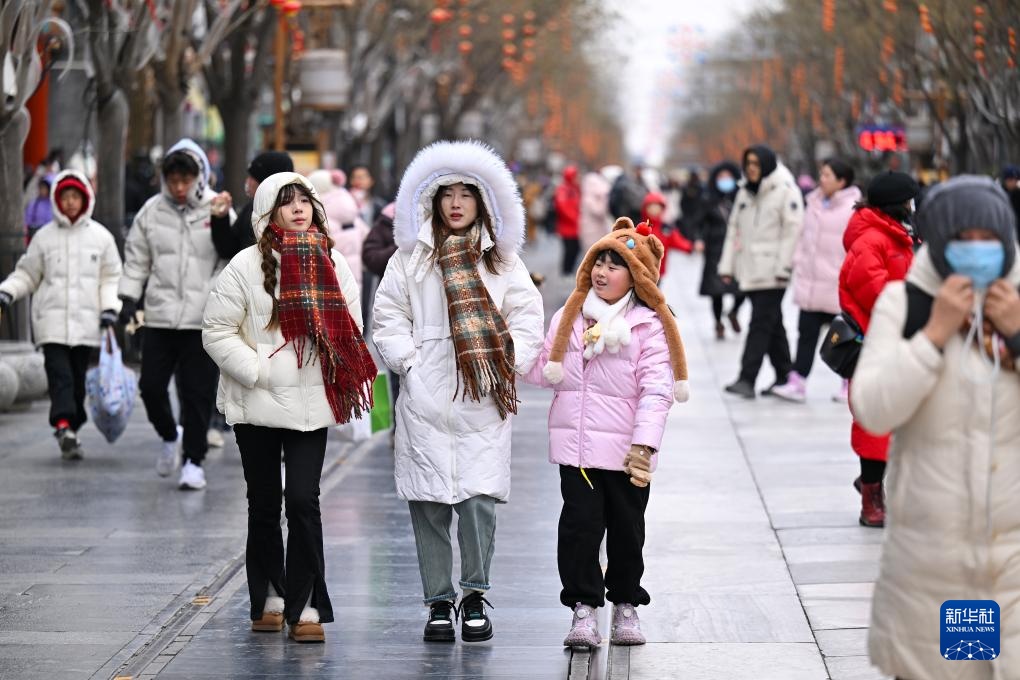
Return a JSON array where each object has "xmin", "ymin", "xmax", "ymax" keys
[{"xmin": 916, "ymin": 175, "xmax": 1018, "ymax": 279}]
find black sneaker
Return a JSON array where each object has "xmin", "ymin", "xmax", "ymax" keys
[
  {"xmin": 55, "ymin": 427, "xmax": 83, "ymax": 461},
  {"xmin": 423, "ymin": 600, "xmax": 456, "ymax": 642},
  {"xmin": 724, "ymin": 379, "xmax": 755, "ymax": 400},
  {"xmin": 457, "ymin": 591, "xmax": 493, "ymax": 642}
]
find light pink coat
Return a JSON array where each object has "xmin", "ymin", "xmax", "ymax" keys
[
  {"xmin": 792, "ymin": 185, "xmax": 861, "ymax": 314},
  {"xmin": 523, "ymin": 303, "xmax": 674, "ymax": 472},
  {"xmin": 321, "ymin": 187, "xmax": 370, "ymax": 283},
  {"xmin": 578, "ymin": 172, "xmax": 612, "ymax": 251}
]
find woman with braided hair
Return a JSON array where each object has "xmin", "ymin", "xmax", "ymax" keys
[
  {"xmin": 203, "ymin": 173, "xmax": 376, "ymax": 644},
  {"xmin": 373, "ymin": 141, "xmax": 544, "ymax": 644}
]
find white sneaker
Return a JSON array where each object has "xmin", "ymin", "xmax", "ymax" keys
[
  {"xmin": 178, "ymin": 461, "xmax": 207, "ymax": 490},
  {"xmin": 157, "ymin": 426, "xmax": 183, "ymax": 477},
  {"xmin": 207, "ymin": 428, "xmax": 225, "ymax": 448}
]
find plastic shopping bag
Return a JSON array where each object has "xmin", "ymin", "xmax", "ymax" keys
[
  {"xmin": 370, "ymin": 372, "xmax": 392, "ymax": 433},
  {"xmin": 86, "ymin": 328, "xmax": 138, "ymax": 443}
]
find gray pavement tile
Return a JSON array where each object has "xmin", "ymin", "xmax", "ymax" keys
[
  {"xmin": 789, "ymin": 560, "xmax": 881, "ymax": 586},
  {"xmin": 776, "ymin": 526, "xmax": 886, "ymax": 547},
  {"xmin": 825, "ymin": 654, "xmax": 891, "ymax": 680},
  {"xmin": 627, "ymin": 642, "xmax": 828, "ymax": 679},
  {"xmin": 638, "ymin": 593, "xmax": 814, "ymax": 643},
  {"xmin": 814, "ymin": 627, "xmax": 870, "ymax": 658}
]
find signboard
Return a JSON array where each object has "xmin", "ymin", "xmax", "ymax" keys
[{"xmin": 857, "ymin": 126, "xmax": 908, "ymax": 153}]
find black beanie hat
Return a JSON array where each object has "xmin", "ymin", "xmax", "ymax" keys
[
  {"xmin": 247, "ymin": 151, "xmax": 294, "ymax": 183},
  {"xmin": 916, "ymin": 175, "xmax": 1018, "ymax": 279},
  {"xmin": 866, "ymin": 171, "xmax": 920, "ymax": 208}
]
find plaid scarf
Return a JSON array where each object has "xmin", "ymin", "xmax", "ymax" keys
[
  {"xmin": 267, "ymin": 223, "xmax": 376, "ymax": 423},
  {"xmin": 436, "ymin": 229, "xmax": 518, "ymax": 419}
]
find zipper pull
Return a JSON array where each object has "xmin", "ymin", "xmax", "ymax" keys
[{"xmin": 580, "ymin": 467, "xmax": 594, "ymax": 491}]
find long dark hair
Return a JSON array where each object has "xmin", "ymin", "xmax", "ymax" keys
[
  {"xmin": 430, "ymin": 182, "xmax": 506, "ymax": 275},
  {"xmin": 258, "ymin": 182, "xmax": 336, "ymax": 330}
]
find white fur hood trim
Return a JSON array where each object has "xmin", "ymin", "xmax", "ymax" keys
[{"xmin": 393, "ymin": 140, "xmax": 524, "ymax": 259}]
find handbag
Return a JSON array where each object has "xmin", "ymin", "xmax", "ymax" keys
[{"xmin": 819, "ymin": 313, "xmax": 864, "ymax": 379}]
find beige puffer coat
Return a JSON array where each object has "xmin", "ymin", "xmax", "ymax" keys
[
  {"xmin": 853, "ymin": 246, "xmax": 1020, "ymax": 680},
  {"xmin": 717, "ymin": 163, "xmax": 804, "ymax": 292},
  {"xmin": 202, "ymin": 173, "xmax": 363, "ymax": 431},
  {"xmin": 0, "ymin": 170, "xmax": 121, "ymax": 347}
]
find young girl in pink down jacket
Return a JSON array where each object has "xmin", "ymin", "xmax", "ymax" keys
[{"xmin": 524, "ymin": 217, "xmax": 690, "ymax": 649}]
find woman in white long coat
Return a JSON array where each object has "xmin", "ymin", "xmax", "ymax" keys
[
  {"xmin": 852, "ymin": 176, "xmax": 1020, "ymax": 680},
  {"xmin": 372, "ymin": 141, "xmax": 544, "ymax": 644}
]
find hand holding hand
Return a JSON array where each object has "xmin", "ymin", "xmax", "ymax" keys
[
  {"xmin": 118, "ymin": 298, "xmax": 138, "ymax": 327},
  {"xmin": 210, "ymin": 191, "xmax": 232, "ymax": 218},
  {"xmin": 720, "ymin": 275, "xmax": 733, "ymax": 286},
  {"xmin": 983, "ymin": 279, "xmax": 1020, "ymax": 339},
  {"xmin": 694, "ymin": 240, "xmax": 705, "ymax": 254},
  {"xmin": 924, "ymin": 274, "xmax": 974, "ymax": 349},
  {"xmin": 623, "ymin": 444, "xmax": 654, "ymax": 488}
]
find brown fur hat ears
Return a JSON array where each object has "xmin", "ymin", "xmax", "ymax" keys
[{"xmin": 543, "ymin": 216, "xmax": 690, "ymax": 403}]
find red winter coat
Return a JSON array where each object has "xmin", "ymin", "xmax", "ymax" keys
[
  {"xmin": 838, "ymin": 206, "xmax": 914, "ymax": 461},
  {"xmin": 554, "ymin": 166, "xmax": 581, "ymax": 240},
  {"xmin": 643, "ymin": 192, "xmax": 692, "ymax": 276}
]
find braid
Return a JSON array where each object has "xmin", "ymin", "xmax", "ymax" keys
[{"xmin": 259, "ymin": 229, "xmax": 280, "ymax": 330}]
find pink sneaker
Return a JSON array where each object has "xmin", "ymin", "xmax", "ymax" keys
[
  {"xmin": 563, "ymin": 603, "xmax": 601, "ymax": 648},
  {"xmin": 832, "ymin": 379, "xmax": 849, "ymax": 403},
  {"xmin": 772, "ymin": 372, "xmax": 806, "ymax": 403},
  {"xmin": 610, "ymin": 603, "xmax": 645, "ymax": 645}
]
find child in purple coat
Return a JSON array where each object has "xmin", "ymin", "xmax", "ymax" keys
[{"xmin": 524, "ymin": 217, "xmax": 690, "ymax": 647}]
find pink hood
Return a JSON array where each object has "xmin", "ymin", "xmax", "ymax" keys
[
  {"xmin": 523, "ymin": 303, "xmax": 674, "ymax": 472},
  {"xmin": 792, "ymin": 185, "xmax": 861, "ymax": 314},
  {"xmin": 321, "ymin": 187, "xmax": 370, "ymax": 281}
]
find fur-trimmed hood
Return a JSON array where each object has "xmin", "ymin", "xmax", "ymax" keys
[{"xmin": 393, "ymin": 140, "xmax": 524, "ymax": 260}]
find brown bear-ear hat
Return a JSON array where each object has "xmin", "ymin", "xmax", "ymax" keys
[{"xmin": 542, "ymin": 217, "xmax": 690, "ymax": 402}]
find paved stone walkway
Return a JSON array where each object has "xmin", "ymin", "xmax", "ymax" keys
[{"xmin": 0, "ymin": 234, "xmax": 889, "ymax": 679}]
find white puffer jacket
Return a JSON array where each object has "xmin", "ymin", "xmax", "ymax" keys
[
  {"xmin": 202, "ymin": 173, "xmax": 363, "ymax": 431},
  {"xmin": 373, "ymin": 141, "xmax": 544, "ymax": 505},
  {"xmin": 853, "ymin": 247, "xmax": 1020, "ymax": 680},
  {"xmin": 0, "ymin": 170, "xmax": 121, "ymax": 347},
  {"xmin": 718, "ymin": 163, "xmax": 804, "ymax": 292},
  {"xmin": 120, "ymin": 139, "xmax": 228, "ymax": 329}
]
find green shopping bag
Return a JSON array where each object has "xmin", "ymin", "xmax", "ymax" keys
[{"xmin": 370, "ymin": 373, "xmax": 392, "ymax": 433}]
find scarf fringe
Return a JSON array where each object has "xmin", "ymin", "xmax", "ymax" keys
[{"xmin": 454, "ymin": 356, "xmax": 519, "ymax": 419}]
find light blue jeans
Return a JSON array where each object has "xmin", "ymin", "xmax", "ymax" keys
[{"xmin": 408, "ymin": 495, "xmax": 496, "ymax": 604}]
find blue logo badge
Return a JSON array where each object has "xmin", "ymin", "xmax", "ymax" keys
[{"xmin": 941, "ymin": 600, "xmax": 999, "ymax": 660}]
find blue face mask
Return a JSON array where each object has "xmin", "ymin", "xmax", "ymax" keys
[
  {"xmin": 944, "ymin": 240, "xmax": 1005, "ymax": 290},
  {"xmin": 716, "ymin": 177, "xmax": 736, "ymax": 194}
]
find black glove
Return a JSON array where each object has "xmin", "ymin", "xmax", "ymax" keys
[
  {"xmin": 0, "ymin": 291, "xmax": 12, "ymax": 312},
  {"xmin": 100, "ymin": 309, "xmax": 118, "ymax": 329},
  {"xmin": 118, "ymin": 298, "xmax": 138, "ymax": 326}
]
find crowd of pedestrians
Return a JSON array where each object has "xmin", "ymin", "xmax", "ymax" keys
[{"xmin": 3, "ymin": 132, "xmax": 1020, "ymax": 676}]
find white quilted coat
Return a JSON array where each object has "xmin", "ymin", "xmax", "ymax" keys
[
  {"xmin": 202, "ymin": 173, "xmax": 363, "ymax": 431},
  {"xmin": 120, "ymin": 139, "xmax": 228, "ymax": 329},
  {"xmin": 853, "ymin": 246, "xmax": 1020, "ymax": 680},
  {"xmin": 373, "ymin": 141, "xmax": 544, "ymax": 504},
  {"xmin": 0, "ymin": 170, "xmax": 121, "ymax": 347}
]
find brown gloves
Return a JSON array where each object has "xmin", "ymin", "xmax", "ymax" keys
[{"xmin": 623, "ymin": 445, "xmax": 654, "ymax": 487}]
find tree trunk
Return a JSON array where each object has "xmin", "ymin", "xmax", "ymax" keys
[
  {"xmin": 95, "ymin": 90, "xmax": 128, "ymax": 253},
  {"xmin": 221, "ymin": 102, "xmax": 251, "ymax": 201},
  {"xmin": 0, "ymin": 110, "xmax": 32, "ymax": 340},
  {"xmin": 161, "ymin": 99, "xmax": 184, "ymax": 150},
  {"xmin": 127, "ymin": 69, "xmax": 156, "ymax": 157}
]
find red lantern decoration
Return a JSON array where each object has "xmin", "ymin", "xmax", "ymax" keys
[
  {"xmin": 430, "ymin": 7, "xmax": 453, "ymax": 23},
  {"xmin": 919, "ymin": 4, "xmax": 933, "ymax": 34},
  {"xmin": 522, "ymin": 51, "xmax": 536, "ymax": 64},
  {"xmin": 458, "ymin": 24, "xmax": 472, "ymax": 37},
  {"xmin": 522, "ymin": 37, "xmax": 535, "ymax": 50},
  {"xmin": 822, "ymin": 0, "xmax": 835, "ymax": 33},
  {"xmin": 523, "ymin": 10, "xmax": 536, "ymax": 22},
  {"xmin": 502, "ymin": 57, "xmax": 515, "ymax": 71},
  {"xmin": 502, "ymin": 13, "xmax": 514, "ymax": 26},
  {"xmin": 973, "ymin": 20, "xmax": 984, "ymax": 32},
  {"xmin": 503, "ymin": 43, "xmax": 517, "ymax": 56},
  {"xmin": 459, "ymin": 40, "xmax": 473, "ymax": 54},
  {"xmin": 270, "ymin": 0, "xmax": 286, "ymax": 6},
  {"xmin": 522, "ymin": 24, "xmax": 536, "ymax": 36},
  {"xmin": 501, "ymin": 28, "xmax": 515, "ymax": 41},
  {"xmin": 282, "ymin": 0, "xmax": 301, "ymax": 17},
  {"xmin": 882, "ymin": 0, "xmax": 897, "ymax": 13}
]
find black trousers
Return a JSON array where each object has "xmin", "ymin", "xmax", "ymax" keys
[
  {"xmin": 234, "ymin": 424, "xmax": 333, "ymax": 625},
  {"xmin": 739, "ymin": 289, "xmax": 793, "ymax": 385},
  {"xmin": 793, "ymin": 310, "xmax": 836, "ymax": 377},
  {"xmin": 139, "ymin": 328, "xmax": 218, "ymax": 464},
  {"xmin": 558, "ymin": 465, "xmax": 651, "ymax": 609},
  {"xmin": 561, "ymin": 238, "xmax": 581, "ymax": 275},
  {"xmin": 42, "ymin": 344, "xmax": 93, "ymax": 430},
  {"xmin": 711, "ymin": 294, "xmax": 746, "ymax": 323}
]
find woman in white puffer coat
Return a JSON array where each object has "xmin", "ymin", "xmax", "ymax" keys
[
  {"xmin": 0, "ymin": 170, "xmax": 121, "ymax": 460},
  {"xmin": 372, "ymin": 141, "xmax": 544, "ymax": 644},
  {"xmin": 853, "ymin": 177, "xmax": 1020, "ymax": 680},
  {"xmin": 202, "ymin": 172, "xmax": 376, "ymax": 644}
]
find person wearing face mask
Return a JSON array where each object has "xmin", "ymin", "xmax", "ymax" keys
[
  {"xmin": 837, "ymin": 170, "xmax": 920, "ymax": 527},
  {"xmin": 203, "ymin": 173, "xmax": 375, "ymax": 643},
  {"xmin": 850, "ymin": 175, "xmax": 1020, "ymax": 680},
  {"xmin": 773, "ymin": 158, "xmax": 861, "ymax": 403},
  {"xmin": 718, "ymin": 145, "xmax": 804, "ymax": 398},
  {"xmin": 373, "ymin": 141, "xmax": 544, "ymax": 644},
  {"xmin": 691, "ymin": 161, "xmax": 745, "ymax": 340}
]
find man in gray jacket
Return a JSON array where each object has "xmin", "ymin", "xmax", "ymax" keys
[{"xmin": 119, "ymin": 138, "xmax": 229, "ymax": 490}]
